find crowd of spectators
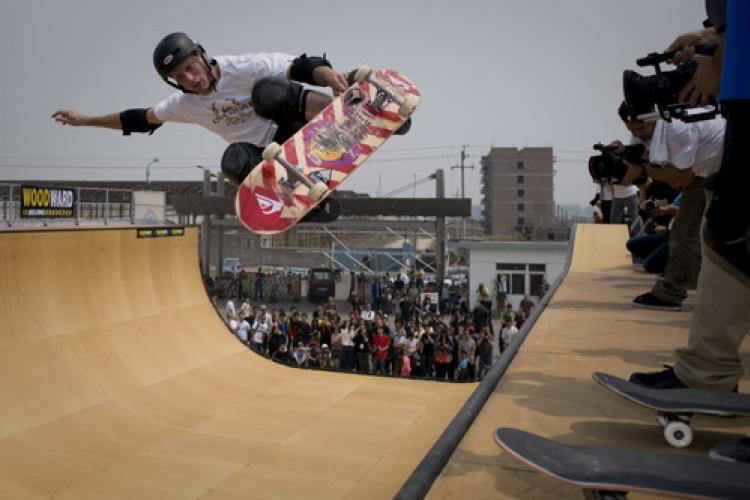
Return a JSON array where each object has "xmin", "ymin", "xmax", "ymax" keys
[
  {"xmin": 222, "ymin": 278, "xmax": 538, "ymax": 381},
  {"xmin": 207, "ymin": 267, "xmax": 302, "ymax": 303}
]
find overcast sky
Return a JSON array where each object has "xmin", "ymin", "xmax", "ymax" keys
[{"xmin": 1, "ymin": 0, "xmax": 705, "ymax": 205}]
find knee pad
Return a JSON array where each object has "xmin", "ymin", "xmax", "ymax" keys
[
  {"xmin": 252, "ymin": 77, "xmax": 306, "ymax": 125},
  {"xmin": 221, "ymin": 142, "xmax": 262, "ymax": 185}
]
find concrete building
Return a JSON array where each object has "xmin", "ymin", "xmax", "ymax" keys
[
  {"xmin": 481, "ymin": 147, "xmax": 555, "ymax": 239},
  {"xmin": 449, "ymin": 240, "xmax": 568, "ymax": 309}
]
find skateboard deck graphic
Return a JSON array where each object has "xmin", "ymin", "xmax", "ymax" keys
[
  {"xmin": 494, "ymin": 427, "xmax": 750, "ymax": 499},
  {"xmin": 236, "ymin": 68, "xmax": 420, "ymax": 234},
  {"xmin": 593, "ymin": 372, "xmax": 750, "ymax": 447}
]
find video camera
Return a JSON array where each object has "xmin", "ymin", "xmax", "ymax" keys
[
  {"xmin": 622, "ymin": 45, "xmax": 719, "ymax": 122},
  {"xmin": 588, "ymin": 142, "xmax": 646, "ymax": 185}
]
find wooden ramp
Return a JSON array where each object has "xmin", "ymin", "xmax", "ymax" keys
[
  {"xmin": 427, "ymin": 224, "xmax": 750, "ymax": 499},
  {"xmin": 0, "ymin": 227, "xmax": 472, "ymax": 499}
]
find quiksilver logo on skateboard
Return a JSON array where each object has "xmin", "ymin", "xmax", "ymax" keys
[{"xmin": 255, "ymin": 193, "xmax": 283, "ymax": 215}]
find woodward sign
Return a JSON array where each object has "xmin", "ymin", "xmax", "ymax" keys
[{"xmin": 21, "ymin": 186, "xmax": 76, "ymax": 218}]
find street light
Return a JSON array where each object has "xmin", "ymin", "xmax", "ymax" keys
[
  {"xmin": 146, "ymin": 158, "xmax": 159, "ymax": 188},
  {"xmin": 195, "ymin": 164, "xmax": 217, "ymax": 178}
]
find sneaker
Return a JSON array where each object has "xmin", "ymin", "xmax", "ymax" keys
[
  {"xmin": 709, "ymin": 437, "xmax": 750, "ymax": 463},
  {"xmin": 628, "ymin": 365, "xmax": 689, "ymax": 389},
  {"xmin": 631, "ymin": 292, "xmax": 682, "ymax": 311},
  {"xmin": 395, "ymin": 117, "xmax": 412, "ymax": 135}
]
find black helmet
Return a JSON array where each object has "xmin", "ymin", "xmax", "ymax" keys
[{"xmin": 153, "ymin": 32, "xmax": 203, "ymax": 83}]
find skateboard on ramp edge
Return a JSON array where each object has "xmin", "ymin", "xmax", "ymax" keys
[
  {"xmin": 593, "ymin": 372, "xmax": 750, "ymax": 448},
  {"xmin": 494, "ymin": 427, "xmax": 750, "ymax": 499}
]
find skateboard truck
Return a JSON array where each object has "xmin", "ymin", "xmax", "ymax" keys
[
  {"xmin": 354, "ymin": 65, "xmax": 418, "ymax": 117},
  {"xmin": 262, "ymin": 142, "xmax": 328, "ymax": 201}
]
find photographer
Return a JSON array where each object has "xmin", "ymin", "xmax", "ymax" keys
[
  {"xmin": 627, "ymin": 1, "xmax": 750, "ymax": 463},
  {"xmin": 615, "ymin": 101, "xmax": 725, "ymax": 311}
]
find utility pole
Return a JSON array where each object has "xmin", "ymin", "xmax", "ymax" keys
[
  {"xmin": 435, "ymin": 169, "xmax": 446, "ymax": 289},
  {"xmin": 451, "ymin": 145, "xmax": 473, "ymax": 239}
]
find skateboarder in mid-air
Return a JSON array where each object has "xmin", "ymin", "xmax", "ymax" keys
[{"xmin": 52, "ymin": 32, "xmax": 410, "ymax": 185}]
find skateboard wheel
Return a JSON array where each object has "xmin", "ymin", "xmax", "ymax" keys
[
  {"xmin": 308, "ymin": 182, "xmax": 328, "ymax": 202},
  {"xmin": 664, "ymin": 421, "xmax": 693, "ymax": 448},
  {"xmin": 354, "ymin": 65, "xmax": 373, "ymax": 84},
  {"xmin": 398, "ymin": 95, "xmax": 418, "ymax": 117},
  {"xmin": 262, "ymin": 142, "xmax": 282, "ymax": 162}
]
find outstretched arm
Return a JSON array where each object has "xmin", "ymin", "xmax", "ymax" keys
[{"xmin": 52, "ymin": 107, "xmax": 164, "ymax": 134}]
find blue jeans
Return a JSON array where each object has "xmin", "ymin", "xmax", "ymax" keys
[
  {"xmin": 626, "ymin": 234, "xmax": 666, "ymax": 259},
  {"xmin": 643, "ymin": 242, "xmax": 669, "ymax": 274},
  {"xmin": 627, "ymin": 234, "xmax": 670, "ymax": 273}
]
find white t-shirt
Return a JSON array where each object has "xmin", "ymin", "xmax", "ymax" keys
[
  {"xmin": 253, "ymin": 315, "xmax": 271, "ymax": 334},
  {"xmin": 361, "ymin": 310, "xmax": 375, "ymax": 322},
  {"xmin": 612, "ymin": 184, "xmax": 638, "ymax": 199},
  {"xmin": 252, "ymin": 328, "xmax": 265, "ymax": 344},
  {"xmin": 237, "ymin": 320, "xmax": 250, "ymax": 342},
  {"xmin": 340, "ymin": 328, "xmax": 355, "ymax": 347},
  {"xmin": 225, "ymin": 299, "xmax": 235, "ymax": 316},
  {"xmin": 501, "ymin": 326, "xmax": 519, "ymax": 347},
  {"xmin": 631, "ymin": 115, "xmax": 725, "ymax": 178},
  {"xmin": 153, "ymin": 52, "xmax": 294, "ymax": 145}
]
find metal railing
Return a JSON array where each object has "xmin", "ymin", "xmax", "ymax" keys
[{"xmin": 0, "ymin": 183, "xmax": 139, "ymax": 227}]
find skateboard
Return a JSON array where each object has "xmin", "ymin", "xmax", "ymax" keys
[
  {"xmin": 494, "ymin": 427, "xmax": 750, "ymax": 499},
  {"xmin": 235, "ymin": 66, "xmax": 420, "ymax": 234},
  {"xmin": 593, "ymin": 372, "xmax": 750, "ymax": 448}
]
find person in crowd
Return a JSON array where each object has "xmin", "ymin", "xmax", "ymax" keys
[
  {"xmin": 353, "ymin": 321, "xmax": 371, "ymax": 373},
  {"xmin": 501, "ymin": 320, "xmax": 519, "ymax": 352},
  {"xmin": 519, "ymin": 295, "xmax": 535, "ymax": 317},
  {"xmin": 292, "ymin": 342, "xmax": 308, "ymax": 368},
  {"xmin": 420, "ymin": 330, "xmax": 436, "ymax": 379},
  {"xmin": 373, "ymin": 326, "xmax": 390, "ymax": 375},
  {"xmin": 237, "ymin": 314, "xmax": 251, "ymax": 346},
  {"xmin": 392, "ymin": 326, "xmax": 407, "ymax": 377},
  {"xmin": 476, "ymin": 327, "xmax": 494, "ymax": 380}
]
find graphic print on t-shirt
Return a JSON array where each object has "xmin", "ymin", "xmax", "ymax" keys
[{"xmin": 211, "ymin": 98, "xmax": 254, "ymax": 126}]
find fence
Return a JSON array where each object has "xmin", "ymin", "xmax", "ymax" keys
[{"xmin": 0, "ymin": 183, "xmax": 162, "ymax": 227}]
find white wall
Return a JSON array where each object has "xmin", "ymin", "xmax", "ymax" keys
[{"xmin": 466, "ymin": 242, "xmax": 568, "ymax": 309}]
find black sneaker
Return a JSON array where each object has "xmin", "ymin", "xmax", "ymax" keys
[
  {"xmin": 631, "ymin": 292, "xmax": 682, "ymax": 311},
  {"xmin": 395, "ymin": 117, "xmax": 412, "ymax": 135},
  {"xmin": 221, "ymin": 142, "xmax": 263, "ymax": 186},
  {"xmin": 709, "ymin": 437, "xmax": 750, "ymax": 463},
  {"xmin": 628, "ymin": 365, "xmax": 689, "ymax": 389}
]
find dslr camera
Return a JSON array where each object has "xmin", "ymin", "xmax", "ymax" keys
[{"xmin": 588, "ymin": 143, "xmax": 646, "ymax": 185}]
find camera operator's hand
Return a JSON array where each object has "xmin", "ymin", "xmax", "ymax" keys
[
  {"xmin": 665, "ymin": 28, "xmax": 718, "ymax": 63},
  {"xmin": 653, "ymin": 205, "xmax": 679, "ymax": 218},
  {"xmin": 607, "ymin": 140, "xmax": 625, "ymax": 155},
  {"xmin": 618, "ymin": 160, "xmax": 644, "ymax": 186},
  {"xmin": 679, "ymin": 53, "xmax": 722, "ymax": 107}
]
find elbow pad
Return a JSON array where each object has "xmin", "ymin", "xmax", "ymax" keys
[
  {"xmin": 120, "ymin": 108, "xmax": 162, "ymax": 135},
  {"xmin": 289, "ymin": 53, "xmax": 332, "ymax": 85}
]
